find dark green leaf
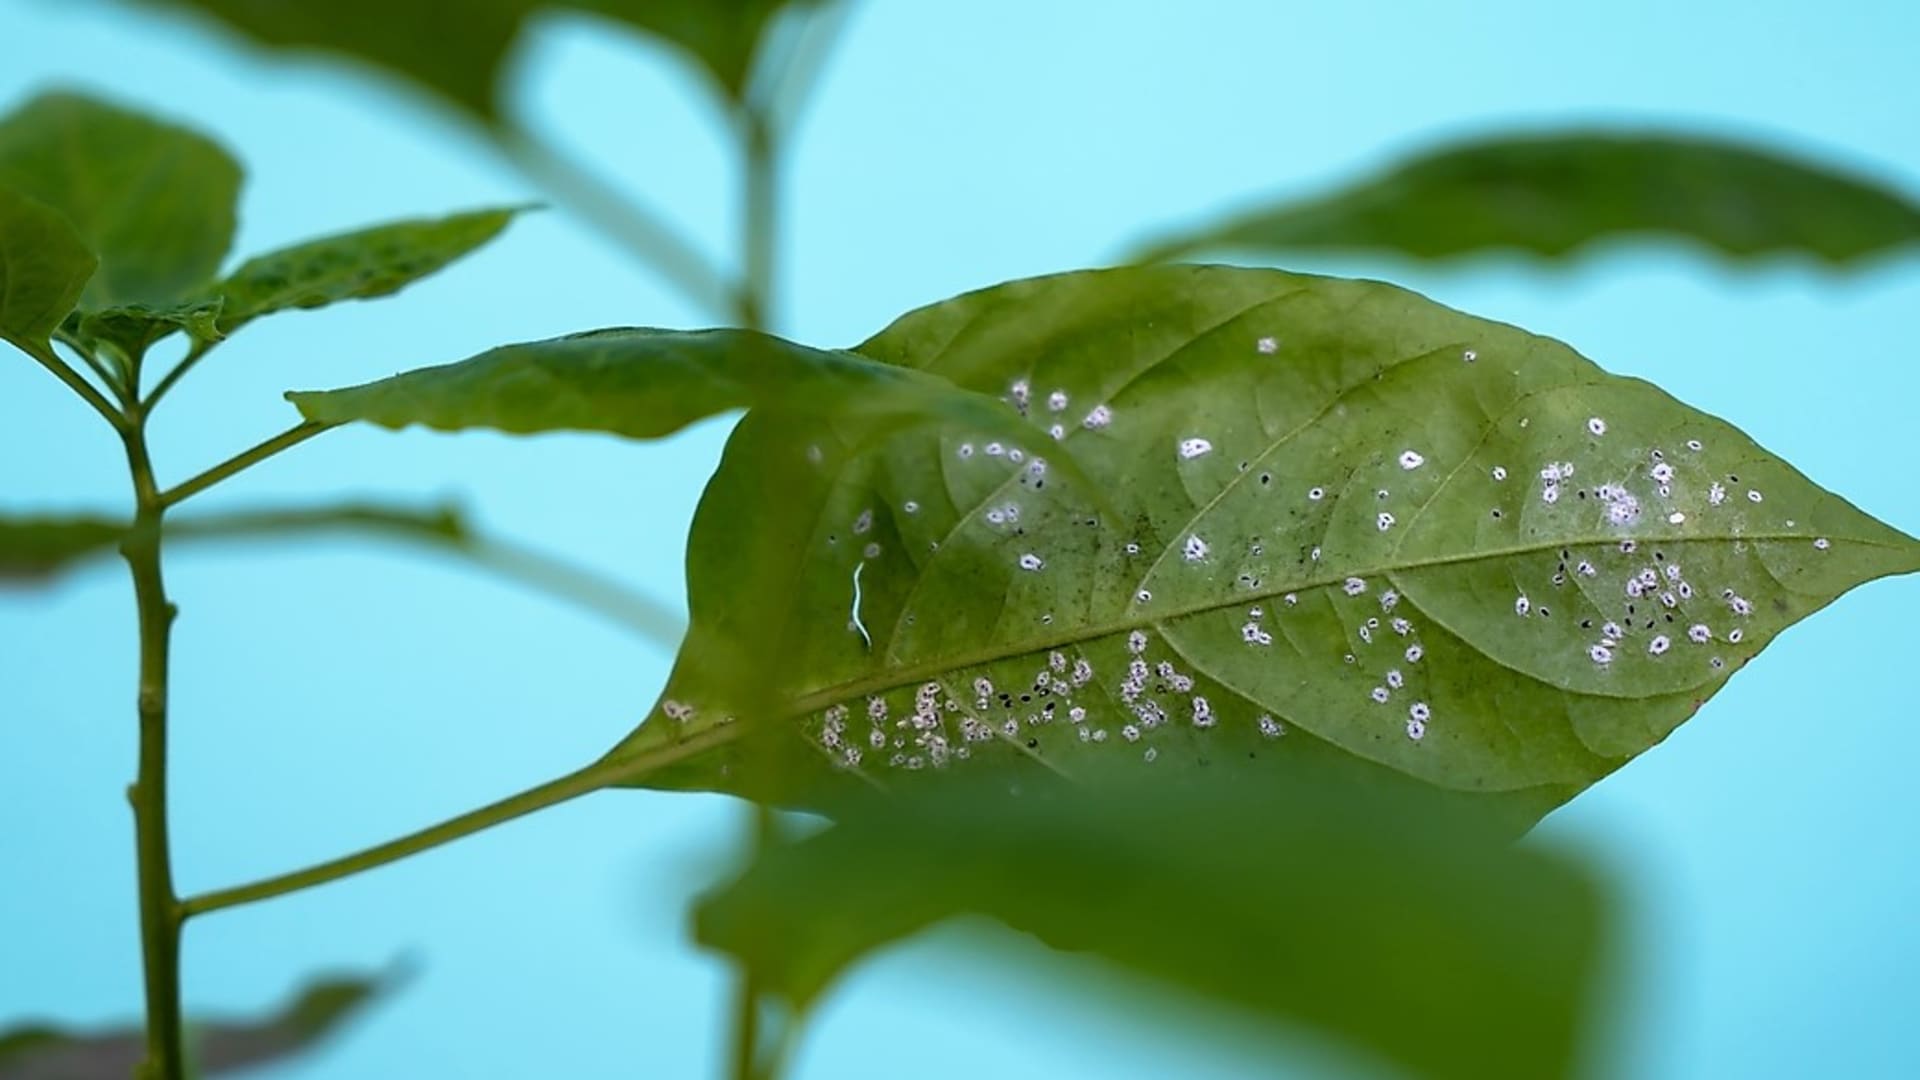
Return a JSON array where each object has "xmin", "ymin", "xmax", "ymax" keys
[
  {"xmin": 609, "ymin": 266, "xmax": 1919, "ymax": 823},
  {"xmin": 286, "ymin": 326, "xmax": 1018, "ymax": 441},
  {"xmin": 0, "ymin": 187, "xmax": 96, "ymax": 355},
  {"xmin": 698, "ymin": 778, "xmax": 1608, "ymax": 1080},
  {"xmin": 1133, "ymin": 133, "xmax": 1920, "ymax": 266},
  {"xmin": 0, "ymin": 968, "xmax": 389, "ymax": 1079},
  {"xmin": 0, "ymin": 506, "xmax": 461, "ymax": 584},
  {"xmin": 128, "ymin": 0, "xmax": 828, "ymax": 115},
  {"xmin": 0, "ymin": 92, "xmax": 240, "ymax": 308},
  {"xmin": 0, "ymin": 515, "xmax": 124, "ymax": 581},
  {"xmin": 210, "ymin": 205, "xmax": 529, "ymax": 335},
  {"xmin": 71, "ymin": 298, "xmax": 225, "ymax": 361}
]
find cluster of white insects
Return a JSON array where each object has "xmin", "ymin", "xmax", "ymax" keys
[{"xmin": 660, "ymin": 332, "xmax": 1834, "ymax": 773}]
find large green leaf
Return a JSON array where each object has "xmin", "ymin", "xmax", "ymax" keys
[
  {"xmin": 0, "ymin": 969, "xmax": 388, "ymax": 1079},
  {"xmin": 0, "ymin": 92, "xmax": 240, "ymax": 308},
  {"xmin": 128, "ymin": 0, "xmax": 828, "ymax": 114},
  {"xmin": 1133, "ymin": 133, "xmax": 1920, "ymax": 266},
  {"xmin": 209, "ymin": 206, "xmax": 529, "ymax": 335},
  {"xmin": 698, "ymin": 778, "xmax": 1608, "ymax": 1080},
  {"xmin": 286, "ymin": 326, "xmax": 1023, "ymax": 441},
  {"xmin": 607, "ymin": 266, "xmax": 1918, "ymax": 820},
  {"xmin": 0, "ymin": 187, "xmax": 96, "ymax": 355}
]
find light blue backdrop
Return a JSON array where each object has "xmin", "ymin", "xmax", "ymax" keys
[{"xmin": 2, "ymin": 1, "xmax": 1917, "ymax": 1077}]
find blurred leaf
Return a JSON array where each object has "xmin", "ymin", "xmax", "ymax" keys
[
  {"xmin": 0, "ymin": 968, "xmax": 389, "ymax": 1079},
  {"xmin": 209, "ymin": 205, "xmax": 530, "ymax": 336},
  {"xmin": 71, "ymin": 298, "xmax": 224, "ymax": 361},
  {"xmin": 607, "ymin": 266, "xmax": 1919, "ymax": 821},
  {"xmin": 286, "ymin": 326, "xmax": 1020, "ymax": 441},
  {"xmin": 0, "ymin": 187, "xmax": 97, "ymax": 356},
  {"xmin": 0, "ymin": 516, "xmax": 124, "ymax": 581},
  {"xmin": 0, "ymin": 92, "xmax": 240, "ymax": 308},
  {"xmin": 698, "ymin": 777, "xmax": 1608, "ymax": 1080},
  {"xmin": 0, "ymin": 505, "xmax": 461, "ymax": 584},
  {"xmin": 1133, "ymin": 132, "xmax": 1920, "ymax": 266},
  {"xmin": 129, "ymin": 0, "xmax": 829, "ymax": 115}
]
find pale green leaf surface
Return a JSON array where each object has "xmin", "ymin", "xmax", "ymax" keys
[
  {"xmin": 698, "ymin": 779, "xmax": 1607, "ymax": 1080},
  {"xmin": 0, "ymin": 92, "xmax": 240, "ymax": 308},
  {"xmin": 0, "ymin": 969, "xmax": 388, "ymax": 1079},
  {"xmin": 1133, "ymin": 133, "xmax": 1920, "ymax": 266},
  {"xmin": 614, "ymin": 267, "xmax": 1919, "ymax": 818},
  {"xmin": 287, "ymin": 327, "xmax": 1021, "ymax": 442},
  {"xmin": 210, "ymin": 206, "xmax": 528, "ymax": 335},
  {"xmin": 0, "ymin": 187, "xmax": 96, "ymax": 354},
  {"xmin": 127, "ymin": 0, "xmax": 827, "ymax": 113}
]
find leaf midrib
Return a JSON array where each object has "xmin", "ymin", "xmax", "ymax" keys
[{"xmin": 787, "ymin": 529, "xmax": 1907, "ymax": 718}]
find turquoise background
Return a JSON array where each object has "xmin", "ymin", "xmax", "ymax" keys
[{"xmin": 3, "ymin": 1, "xmax": 1918, "ymax": 1076}]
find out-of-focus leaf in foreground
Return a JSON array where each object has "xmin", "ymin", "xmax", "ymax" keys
[
  {"xmin": 0, "ymin": 92, "xmax": 240, "ymax": 309},
  {"xmin": 1133, "ymin": 133, "xmax": 1920, "ymax": 267},
  {"xmin": 605, "ymin": 266, "xmax": 1918, "ymax": 823},
  {"xmin": 697, "ymin": 777, "xmax": 1609, "ymax": 1080},
  {"xmin": 0, "ymin": 968, "xmax": 390, "ymax": 1080},
  {"xmin": 125, "ymin": 0, "xmax": 830, "ymax": 115}
]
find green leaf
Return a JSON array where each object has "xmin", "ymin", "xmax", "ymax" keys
[
  {"xmin": 0, "ymin": 187, "xmax": 97, "ymax": 356},
  {"xmin": 0, "ymin": 968, "xmax": 390, "ymax": 1079},
  {"xmin": 697, "ymin": 778, "xmax": 1608, "ymax": 1080},
  {"xmin": 0, "ymin": 515, "xmax": 124, "ymax": 581},
  {"xmin": 286, "ymin": 326, "xmax": 1020, "ymax": 441},
  {"xmin": 71, "ymin": 298, "xmax": 225, "ymax": 361},
  {"xmin": 609, "ymin": 266, "xmax": 1919, "ymax": 821},
  {"xmin": 129, "ymin": 0, "xmax": 828, "ymax": 115},
  {"xmin": 0, "ymin": 506, "xmax": 461, "ymax": 584},
  {"xmin": 0, "ymin": 92, "xmax": 240, "ymax": 308},
  {"xmin": 1133, "ymin": 133, "xmax": 1920, "ymax": 266},
  {"xmin": 209, "ymin": 206, "xmax": 529, "ymax": 336}
]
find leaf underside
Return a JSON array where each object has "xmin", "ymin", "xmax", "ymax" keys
[
  {"xmin": 130, "ymin": 0, "xmax": 829, "ymax": 114},
  {"xmin": 1133, "ymin": 132, "xmax": 1920, "ymax": 266},
  {"xmin": 614, "ymin": 266, "xmax": 1918, "ymax": 823},
  {"xmin": 0, "ymin": 187, "xmax": 97, "ymax": 353},
  {"xmin": 698, "ymin": 778, "xmax": 1607, "ymax": 1080}
]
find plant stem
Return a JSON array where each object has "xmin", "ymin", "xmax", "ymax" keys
[
  {"xmin": 159, "ymin": 421, "xmax": 337, "ymax": 509},
  {"xmin": 120, "ymin": 409, "xmax": 186, "ymax": 1080},
  {"xmin": 179, "ymin": 724, "xmax": 743, "ymax": 917},
  {"xmin": 737, "ymin": 110, "xmax": 780, "ymax": 334},
  {"xmin": 495, "ymin": 121, "xmax": 741, "ymax": 323},
  {"xmin": 27, "ymin": 340, "xmax": 127, "ymax": 432}
]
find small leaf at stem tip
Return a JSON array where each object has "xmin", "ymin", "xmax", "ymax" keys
[
  {"xmin": 611, "ymin": 265, "xmax": 1919, "ymax": 829},
  {"xmin": 1131, "ymin": 131, "xmax": 1920, "ymax": 267}
]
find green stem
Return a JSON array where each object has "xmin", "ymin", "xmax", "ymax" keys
[
  {"xmin": 738, "ymin": 111, "xmax": 780, "ymax": 334},
  {"xmin": 159, "ymin": 421, "xmax": 337, "ymax": 509},
  {"xmin": 728, "ymin": 970, "xmax": 765, "ymax": 1080},
  {"xmin": 178, "ymin": 724, "xmax": 743, "ymax": 917},
  {"xmin": 495, "ymin": 121, "xmax": 741, "ymax": 323},
  {"xmin": 26, "ymin": 339, "xmax": 127, "ymax": 432},
  {"xmin": 120, "ymin": 410, "xmax": 186, "ymax": 1080}
]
